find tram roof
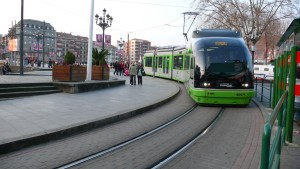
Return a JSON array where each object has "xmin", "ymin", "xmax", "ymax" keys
[
  {"xmin": 277, "ymin": 17, "xmax": 300, "ymax": 47},
  {"xmin": 192, "ymin": 29, "xmax": 242, "ymax": 38},
  {"xmin": 144, "ymin": 46, "xmax": 186, "ymax": 54}
]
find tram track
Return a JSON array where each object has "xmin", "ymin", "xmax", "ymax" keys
[
  {"xmin": 0, "ymin": 81, "xmax": 257, "ymax": 169},
  {"xmin": 151, "ymin": 107, "xmax": 225, "ymax": 169},
  {"xmin": 0, "ymin": 82, "xmax": 195, "ymax": 168},
  {"xmin": 59, "ymin": 106, "xmax": 223, "ymax": 169},
  {"xmin": 57, "ymin": 104, "xmax": 200, "ymax": 169}
]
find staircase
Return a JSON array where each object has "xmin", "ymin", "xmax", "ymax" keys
[{"xmin": 0, "ymin": 82, "xmax": 61, "ymax": 100}]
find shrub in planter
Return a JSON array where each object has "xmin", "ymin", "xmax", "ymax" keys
[
  {"xmin": 52, "ymin": 51, "xmax": 86, "ymax": 81},
  {"xmin": 92, "ymin": 48, "xmax": 110, "ymax": 80},
  {"xmin": 64, "ymin": 51, "xmax": 76, "ymax": 65}
]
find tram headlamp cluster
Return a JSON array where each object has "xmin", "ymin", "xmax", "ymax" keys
[
  {"xmin": 242, "ymin": 83, "xmax": 249, "ymax": 87},
  {"xmin": 203, "ymin": 82, "xmax": 211, "ymax": 87}
]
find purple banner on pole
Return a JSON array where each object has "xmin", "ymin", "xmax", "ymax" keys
[
  {"xmin": 31, "ymin": 43, "xmax": 43, "ymax": 51},
  {"xmin": 105, "ymin": 35, "xmax": 111, "ymax": 45},
  {"xmin": 96, "ymin": 34, "xmax": 102, "ymax": 43}
]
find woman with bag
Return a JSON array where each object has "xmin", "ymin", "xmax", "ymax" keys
[{"xmin": 137, "ymin": 63, "xmax": 144, "ymax": 85}]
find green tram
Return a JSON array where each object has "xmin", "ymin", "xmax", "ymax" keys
[
  {"xmin": 144, "ymin": 29, "xmax": 254, "ymax": 106},
  {"xmin": 143, "ymin": 46, "xmax": 190, "ymax": 82}
]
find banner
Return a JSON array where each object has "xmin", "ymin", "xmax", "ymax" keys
[
  {"xmin": 105, "ymin": 35, "xmax": 111, "ymax": 45},
  {"xmin": 31, "ymin": 43, "xmax": 43, "ymax": 51},
  {"xmin": 96, "ymin": 34, "xmax": 102, "ymax": 43},
  {"xmin": 8, "ymin": 39, "xmax": 18, "ymax": 51},
  {"xmin": 96, "ymin": 34, "xmax": 111, "ymax": 46}
]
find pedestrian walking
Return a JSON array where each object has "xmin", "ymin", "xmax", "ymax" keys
[
  {"xmin": 48, "ymin": 59, "xmax": 52, "ymax": 68},
  {"xmin": 137, "ymin": 63, "xmax": 144, "ymax": 85},
  {"xmin": 129, "ymin": 62, "xmax": 137, "ymax": 85}
]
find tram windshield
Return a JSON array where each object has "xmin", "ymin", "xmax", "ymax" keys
[
  {"xmin": 193, "ymin": 38, "xmax": 254, "ymax": 88},
  {"xmin": 194, "ymin": 38, "xmax": 252, "ymax": 78}
]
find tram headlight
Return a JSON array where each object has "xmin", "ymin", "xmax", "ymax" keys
[
  {"xmin": 242, "ymin": 83, "xmax": 249, "ymax": 87},
  {"xmin": 203, "ymin": 82, "xmax": 211, "ymax": 87}
]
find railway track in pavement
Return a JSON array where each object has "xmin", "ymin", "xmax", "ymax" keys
[
  {"xmin": 59, "ymin": 105, "xmax": 223, "ymax": 169},
  {"xmin": 0, "ymin": 81, "xmax": 263, "ymax": 169}
]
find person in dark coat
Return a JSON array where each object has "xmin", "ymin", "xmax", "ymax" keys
[
  {"xmin": 137, "ymin": 63, "xmax": 144, "ymax": 85},
  {"xmin": 2, "ymin": 62, "xmax": 11, "ymax": 75}
]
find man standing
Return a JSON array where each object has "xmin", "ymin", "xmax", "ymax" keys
[{"xmin": 129, "ymin": 62, "xmax": 137, "ymax": 85}]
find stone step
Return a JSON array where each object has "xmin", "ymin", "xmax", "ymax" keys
[{"xmin": 0, "ymin": 90, "xmax": 61, "ymax": 99}]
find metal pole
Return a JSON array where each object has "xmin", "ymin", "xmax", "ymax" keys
[
  {"xmin": 37, "ymin": 38, "xmax": 40, "ymax": 67},
  {"xmin": 42, "ymin": 21, "xmax": 45, "ymax": 67},
  {"xmin": 286, "ymin": 46, "xmax": 297, "ymax": 142},
  {"xmin": 127, "ymin": 33, "xmax": 130, "ymax": 65},
  {"xmin": 86, "ymin": 0, "xmax": 94, "ymax": 81},
  {"xmin": 102, "ymin": 28, "xmax": 105, "ymax": 50},
  {"xmin": 20, "ymin": 0, "xmax": 24, "ymax": 75}
]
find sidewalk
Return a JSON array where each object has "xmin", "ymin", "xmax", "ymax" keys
[
  {"xmin": 1, "ymin": 72, "xmax": 299, "ymax": 168},
  {"xmin": 0, "ymin": 71, "xmax": 180, "ymax": 154}
]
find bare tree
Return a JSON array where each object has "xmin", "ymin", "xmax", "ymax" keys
[{"xmin": 192, "ymin": 0, "xmax": 299, "ymax": 45}]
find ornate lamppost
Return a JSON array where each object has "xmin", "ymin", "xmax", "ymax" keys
[
  {"xmin": 117, "ymin": 37, "xmax": 125, "ymax": 62},
  {"xmin": 95, "ymin": 8, "xmax": 113, "ymax": 50},
  {"xmin": 33, "ymin": 33, "xmax": 43, "ymax": 67}
]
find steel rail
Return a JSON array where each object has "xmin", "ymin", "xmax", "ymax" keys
[
  {"xmin": 151, "ymin": 107, "xmax": 225, "ymax": 169},
  {"xmin": 57, "ymin": 104, "xmax": 198, "ymax": 169}
]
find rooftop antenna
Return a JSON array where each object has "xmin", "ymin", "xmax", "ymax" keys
[{"xmin": 182, "ymin": 12, "xmax": 198, "ymax": 41}]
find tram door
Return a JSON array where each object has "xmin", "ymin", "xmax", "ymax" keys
[
  {"xmin": 184, "ymin": 55, "xmax": 190, "ymax": 81},
  {"xmin": 158, "ymin": 56, "xmax": 163, "ymax": 75},
  {"xmin": 173, "ymin": 55, "xmax": 183, "ymax": 80},
  {"xmin": 152, "ymin": 55, "xmax": 157, "ymax": 75},
  {"xmin": 166, "ymin": 56, "xmax": 169, "ymax": 75},
  {"xmin": 188, "ymin": 56, "xmax": 195, "ymax": 88}
]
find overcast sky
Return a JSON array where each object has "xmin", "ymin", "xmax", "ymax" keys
[{"xmin": 0, "ymin": 0, "xmax": 197, "ymax": 47}]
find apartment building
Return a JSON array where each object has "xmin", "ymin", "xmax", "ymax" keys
[
  {"xmin": 125, "ymin": 38, "xmax": 151, "ymax": 64},
  {"xmin": 56, "ymin": 32, "xmax": 88, "ymax": 64},
  {"xmin": 2, "ymin": 19, "xmax": 56, "ymax": 65}
]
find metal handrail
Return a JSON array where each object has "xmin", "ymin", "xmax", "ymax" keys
[
  {"xmin": 255, "ymin": 78, "xmax": 273, "ymax": 108},
  {"xmin": 260, "ymin": 90, "xmax": 287, "ymax": 169},
  {"xmin": 260, "ymin": 46, "xmax": 299, "ymax": 169}
]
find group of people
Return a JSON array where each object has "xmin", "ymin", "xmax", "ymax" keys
[
  {"xmin": 129, "ymin": 62, "xmax": 144, "ymax": 85},
  {"xmin": 112, "ymin": 61, "xmax": 144, "ymax": 85},
  {"xmin": 1, "ymin": 62, "xmax": 12, "ymax": 75},
  {"xmin": 112, "ymin": 61, "xmax": 129, "ymax": 76}
]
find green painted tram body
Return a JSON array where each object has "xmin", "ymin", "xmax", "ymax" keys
[
  {"xmin": 188, "ymin": 88, "xmax": 254, "ymax": 105},
  {"xmin": 143, "ymin": 29, "xmax": 254, "ymax": 106}
]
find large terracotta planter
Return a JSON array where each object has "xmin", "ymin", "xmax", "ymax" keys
[
  {"xmin": 52, "ymin": 65, "xmax": 86, "ymax": 82},
  {"xmin": 92, "ymin": 65, "xmax": 110, "ymax": 80}
]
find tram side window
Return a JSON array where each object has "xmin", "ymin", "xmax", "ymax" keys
[
  {"xmin": 163, "ymin": 56, "xmax": 166, "ymax": 73},
  {"xmin": 174, "ymin": 55, "xmax": 183, "ymax": 70},
  {"xmin": 190, "ymin": 57, "xmax": 194, "ymax": 69},
  {"xmin": 184, "ymin": 56, "xmax": 190, "ymax": 70},
  {"xmin": 158, "ymin": 57, "xmax": 163, "ymax": 68},
  {"xmin": 166, "ymin": 56, "xmax": 169, "ymax": 74},
  {"xmin": 145, "ymin": 57, "xmax": 152, "ymax": 67}
]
